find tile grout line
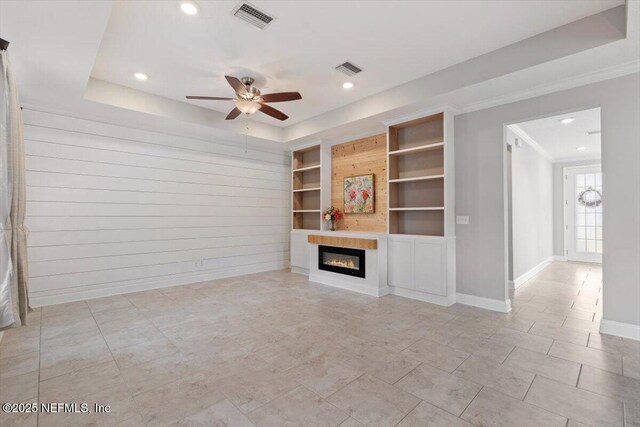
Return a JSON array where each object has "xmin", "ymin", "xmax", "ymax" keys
[
  {"xmin": 575, "ymin": 364, "xmax": 583, "ymax": 388},
  {"xmin": 521, "ymin": 373, "xmax": 537, "ymax": 401},
  {"xmin": 392, "ymin": 397, "xmax": 422, "ymax": 427},
  {"xmin": 459, "ymin": 385, "xmax": 484, "ymax": 419}
]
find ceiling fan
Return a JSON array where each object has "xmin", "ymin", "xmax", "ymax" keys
[{"xmin": 186, "ymin": 76, "xmax": 301, "ymax": 121}]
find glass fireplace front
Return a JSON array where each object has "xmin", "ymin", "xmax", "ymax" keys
[{"xmin": 318, "ymin": 245, "xmax": 366, "ymax": 278}]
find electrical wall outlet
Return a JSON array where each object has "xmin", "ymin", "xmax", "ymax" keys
[{"xmin": 456, "ymin": 216, "xmax": 470, "ymax": 225}]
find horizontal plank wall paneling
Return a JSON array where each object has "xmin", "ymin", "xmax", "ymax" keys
[
  {"xmin": 331, "ymin": 134, "xmax": 387, "ymax": 232},
  {"xmin": 23, "ymin": 110, "xmax": 290, "ymax": 305}
]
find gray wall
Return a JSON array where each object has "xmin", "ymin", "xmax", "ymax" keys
[
  {"xmin": 455, "ymin": 73, "xmax": 640, "ymax": 327},
  {"xmin": 552, "ymin": 159, "xmax": 601, "ymax": 257},
  {"xmin": 507, "ymin": 129, "xmax": 554, "ymax": 280}
]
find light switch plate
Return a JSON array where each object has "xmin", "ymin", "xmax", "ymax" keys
[{"xmin": 456, "ymin": 216, "xmax": 469, "ymax": 225}]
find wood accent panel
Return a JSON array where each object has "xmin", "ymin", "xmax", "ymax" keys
[
  {"xmin": 308, "ymin": 235, "xmax": 377, "ymax": 250},
  {"xmin": 331, "ymin": 134, "xmax": 387, "ymax": 232}
]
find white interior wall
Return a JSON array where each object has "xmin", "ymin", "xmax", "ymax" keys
[
  {"xmin": 23, "ymin": 109, "xmax": 291, "ymax": 306},
  {"xmin": 455, "ymin": 72, "xmax": 640, "ymax": 333},
  {"xmin": 552, "ymin": 159, "xmax": 601, "ymax": 257},
  {"xmin": 507, "ymin": 128, "xmax": 554, "ymax": 281}
]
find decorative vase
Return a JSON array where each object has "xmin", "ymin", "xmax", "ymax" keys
[{"xmin": 330, "ymin": 219, "xmax": 336, "ymax": 231}]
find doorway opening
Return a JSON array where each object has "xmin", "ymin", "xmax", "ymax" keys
[{"xmin": 505, "ymin": 107, "xmax": 602, "ymax": 291}]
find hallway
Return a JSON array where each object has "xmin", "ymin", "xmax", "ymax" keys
[{"xmin": 511, "ymin": 261, "xmax": 603, "ymax": 329}]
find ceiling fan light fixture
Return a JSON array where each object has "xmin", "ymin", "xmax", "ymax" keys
[{"xmin": 235, "ymin": 99, "xmax": 262, "ymax": 114}]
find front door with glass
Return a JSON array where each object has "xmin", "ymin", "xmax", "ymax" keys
[{"xmin": 565, "ymin": 165, "xmax": 603, "ymax": 263}]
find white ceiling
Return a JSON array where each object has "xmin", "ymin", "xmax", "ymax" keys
[
  {"xmin": 515, "ymin": 108, "xmax": 601, "ymax": 162},
  {"xmin": 1, "ymin": 0, "xmax": 637, "ymax": 145},
  {"xmin": 91, "ymin": 0, "xmax": 624, "ymax": 127}
]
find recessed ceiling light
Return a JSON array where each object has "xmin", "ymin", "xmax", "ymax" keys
[
  {"xmin": 342, "ymin": 82, "xmax": 354, "ymax": 89},
  {"xmin": 560, "ymin": 118, "xmax": 575, "ymax": 124},
  {"xmin": 180, "ymin": 1, "xmax": 199, "ymax": 15},
  {"xmin": 576, "ymin": 146, "xmax": 587, "ymax": 151},
  {"xmin": 134, "ymin": 72, "xmax": 148, "ymax": 81}
]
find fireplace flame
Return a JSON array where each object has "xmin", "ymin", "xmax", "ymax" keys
[{"xmin": 325, "ymin": 258, "xmax": 357, "ymax": 269}]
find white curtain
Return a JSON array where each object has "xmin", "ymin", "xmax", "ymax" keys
[{"xmin": 0, "ymin": 49, "xmax": 29, "ymax": 330}]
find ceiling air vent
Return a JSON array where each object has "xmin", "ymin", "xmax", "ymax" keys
[
  {"xmin": 335, "ymin": 61, "xmax": 363, "ymax": 76},
  {"xmin": 232, "ymin": 2, "xmax": 276, "ymax": 30}
]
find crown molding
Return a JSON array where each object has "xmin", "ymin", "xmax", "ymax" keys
[
  {"xmin": 461, "ymin": 60, "xmax": 640, "ymax": 115},
  {"xmin": 508, "ymin": 124, "xmax": 553, "ymax": 161},
  {"xmin": 288, "ymin": 139, "xmax": 323, "ymax": 151},
  {"xmin": 323, "ymin": 128, "xmax": 386, "ymax": 147},
  {"xmin": 382, "ymin": 104, "xmax": 459, "ymax": 127}
]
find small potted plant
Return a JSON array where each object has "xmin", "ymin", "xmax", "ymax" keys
[{"xmin": 323, "ymin": 206, "xmax": 342, "ymax": 231}]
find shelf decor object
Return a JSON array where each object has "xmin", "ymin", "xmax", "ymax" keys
[
  {"xmin": 343, "ymin": 174, "xmax": 374, "ymax": 214},
  {"xmin": 322, "ymin": 206, "xmax": 342, "ymax": 231}
]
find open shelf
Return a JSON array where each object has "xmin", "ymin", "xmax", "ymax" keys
[
  {"xmin": 293, "ymin": 211, "xmax": 321, "ymax": 230},
  {"xmin": 388, "ymin": 112, "xmax": 446, "ymax": 236},
  {"xmin": 389, "ymin": 210, "xmax": 444, "ymax": 236},
  {"xmin": 388, "ymin": 174, "xmax": 444, "ymax": 183},
  {"xmin": 292, "ymin": 164, "xmax": 321, "ymax": 173},
  {"xmin": 389, "ymin": 177, "xmax": 444, "ymax": 209},
  {"xmin": 388, "ymin": 148, "xmax": 444, "ymax": 181},
  {"xmin": 292, "ymin": 145, "xmax": 322, "ymax": 230},
  {"xmin": 388, "ymin": 142, "xmax": 444, "ymax": 156},
  {"xmin": 292, "ymin": 145, "xmax": 321, "ymax": 170},
  {"xmin": 293, "ymin": 167, "xmax": 321, "ymax": 190},
  {"xmin": 292, "ymin": 187, "xmax": 321, "ymax": 192},
  {"xmin": 389, "ymin": 113, "xmax": 443, "ymax": 152}
]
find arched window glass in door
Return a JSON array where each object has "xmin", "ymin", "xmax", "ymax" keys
[{"xmin": 575, "ymin": 172, "xmax": 603, "ymax": 254}]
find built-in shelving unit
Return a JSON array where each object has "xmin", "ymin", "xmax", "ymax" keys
[
  {"xmin": 387, "ymin": 112, "xmax": 450, "ymax": 236},
  {"xmin": 292, "ymin": 145, "xmax": 322, "ymax": 230}
]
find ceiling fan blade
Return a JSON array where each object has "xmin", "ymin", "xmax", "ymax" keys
[
  {"xmin": 186, "ymin": 96, "xmax": 234, "ymax": 100},
  {"xmin": 225, "ymin": 107, "xmax": 242, "ymax": 120},
  {"xmin": 260, "ymin": 92, "xmax": 302, "ymax": 103},
  {"xmin": 225, "ymin": 75, "xmax": 247, "ymax": 95},
  {"xmin": 259, "ymin": 103, "xmax": 288, "ymax": 121}
]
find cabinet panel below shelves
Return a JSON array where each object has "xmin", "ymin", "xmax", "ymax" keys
[
  {"xmin": 389, "ymin": 238, "xmax": 414, "ymax": 290},
  {"xmin": 414, "ymin": 240, "xmax": 446, "ymax": 296}
]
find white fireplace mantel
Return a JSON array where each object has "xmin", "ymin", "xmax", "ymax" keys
[{"xmin": 304, "ymin": 230, "xmax": 389, "ymax": 297}]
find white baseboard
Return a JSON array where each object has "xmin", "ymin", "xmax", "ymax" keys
[
  {"xmin": 511, "ymin": 256, "xmax": 555, "ymax": 289},
  {"xmin": 600, "ymin": 319, "xmax": 640, "ymax": 341},
  {"xmin": 389, "ymin": 286, "xmax": 456, "ymax": 307},
  {"xmin": 30, "ymin": 261, "xmax": 288, "ymax": 307},
  {"xmin": 552, "ymin": 255, "xmax": 567, "ymax": 262},
  {"xmin": 290, "ymin": 266, "xmax": 309, "ymax": 276},
  {"xmin": 308, "ymin": 273, "xmax": 388, "ymax": 297},
  {"xmin": 456, "ymin": 293, "xmax": 512, "ymax": 313}
]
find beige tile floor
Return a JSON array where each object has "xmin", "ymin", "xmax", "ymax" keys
[{"xmin": 1, "ymin": 262, "xmax": 638, "ymax": 427}]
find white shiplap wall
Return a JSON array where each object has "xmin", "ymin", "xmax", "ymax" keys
[{"xmin": 23, "ymin": 110, "xmax": 290, "ymax": 306}]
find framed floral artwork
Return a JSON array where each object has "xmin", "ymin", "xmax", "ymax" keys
[{"xmin": 343, "ymin": 174, "xmax": 374, "ymax": 213}]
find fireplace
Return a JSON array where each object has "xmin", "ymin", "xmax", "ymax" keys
[{"xmin": 318, "ymin": 245, "xmax": 366, "ymax": 278}]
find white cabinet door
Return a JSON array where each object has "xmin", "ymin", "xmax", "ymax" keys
[
  {"xmin": 290, "ymin": 232, "xmax": 310, "ymax": 270},
  {"xmin": 388, "ymin": 237, "xmax": 414, "ymax": 290},
  {"xmin": 414, "ymin": 240, "xmax": 446, "ymax": 296}
]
